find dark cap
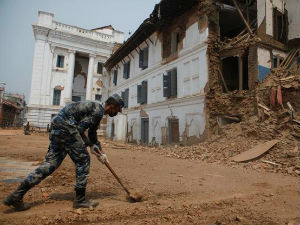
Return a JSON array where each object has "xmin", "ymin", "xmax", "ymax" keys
[{"xmin": 111, "ymin": 93, "xmax": 125, "ymax": 109}]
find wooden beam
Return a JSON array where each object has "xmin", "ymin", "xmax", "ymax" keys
[
  {"xmin": 231, "ymin": 0, "xmax": 253, "ymax": 35},
  {"xmin": 217, "ymin": 68, "xmax": 229, "ymax": 93},
  {"xmin": 238, "ymin": 56, "xmax": 243, "ymax": 90},
  {"xmin": 144, "ymin": 40, "xmax": 149, "ymax": 47},
  {"xmin": 147, "ymin": 37, "xmax": 154, "ymax": 45}
]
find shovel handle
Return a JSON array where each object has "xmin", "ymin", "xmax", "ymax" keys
[{"xmin": 103, "ymin": 160, "xmax": 131, "ymax": 196}]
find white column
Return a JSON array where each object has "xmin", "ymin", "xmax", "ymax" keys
[
  {"xmin": 65, "ymin": 50, "xmax": 76, "ymax": 103},
  {"xmin": 86, "ymin": 54, "xmax": 96, "ymax": 100}
]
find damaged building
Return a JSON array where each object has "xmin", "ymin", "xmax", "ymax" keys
[
  {"xmin": 104, "ymin": 0, "xmax": 300, "ymax": 145},
  {"xmin": 0, "ymin": 87, "xmax": 26, "ymax": 127},
  {"xmin": 27, "ymin": 11, "xmax": 124, "ymax": 128}
]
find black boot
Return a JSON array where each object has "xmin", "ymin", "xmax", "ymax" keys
[
  {"xmin": 73, "ymin": 187, "xmax": 99, "ymax": 209},
  {"xmin": 3, "ymin": 181, "xmax": 31, "ymax": 211}
]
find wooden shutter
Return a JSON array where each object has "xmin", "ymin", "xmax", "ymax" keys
[
  {"xmin": 127, "ymin": 61, "xmax": 130, "ymax": 78},
  {"xmin": 139, "ymin": 49, "xmax": 144, "ymax": 68},
  {"xmin": 143, "ymin": 47, "xmax": 149, "ymax": 68},
  {"xmin": 113, "ymin": 70, "xmax": 117, "ymax": 85},
  {"xmin": 137, "ymin": 85, "xmax": 142, "ymax": 103},
  {"xmin": 121, "ymin": 91, "xmax": 125, "ymax": 107},
  {"xmin": 125, "ymin": 88, "xmax": 129, "ymax": 108},
  {"xmin": 56, "ymin": 55, "xmax": 62, "ymax": 68},
  {"xmin": 97, "ymin": 62, "xmax": 103, "ymax": 74},
  {"xmin": 60, "ymin": 56, "xmax": 64, "ymax": 68},
  {"xmin": 141, "ymin": 81, "xmax": 148, "ymax": 104},
  {"xmin": 170, "ymin": 69, "xmax": 177, "ymax": 97},
  {"xmin": 163, "ymin": 73, "xmax": 171, "ymax": 97}
]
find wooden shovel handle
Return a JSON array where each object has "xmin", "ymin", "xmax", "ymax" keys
[{"xmin": 103, "ymin": 160, "xmax": 131, "ymax": 196}]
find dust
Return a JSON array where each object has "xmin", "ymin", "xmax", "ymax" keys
[{"xmin": 127, "ymin": 189, "xmax": 148, "ymax": 203}]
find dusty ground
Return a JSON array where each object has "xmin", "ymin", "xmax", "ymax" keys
[{"xmin": 0, "ymin": 130, "xmax": 299, "ymax": 225}]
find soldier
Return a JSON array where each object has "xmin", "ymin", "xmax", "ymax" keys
[{"xmin": 3, "ymin": 94, "xmax": 124, "ymax": 211}]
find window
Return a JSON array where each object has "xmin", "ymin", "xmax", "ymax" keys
[
  {"xmin": 97, "ymin": 62, "xmax": 103, "ymax": 74},
  {"xmin": 273, "ymin": 55, "xmax": 284, "ymax": 68},
  {"xmin": 137, "ymin": 81, "xmax": 147, "ymax": 104},
  {"xmin": 56, "ymin": 55, "xmax": 65, "ymax": 68},
  {"xmin": 72, "ymin": 96, "xmax": 81, "ymax": 102},
  {"xmin": 163, "ymin": 31, "xmax": 180, "ymax": 58},
  {"xmin": 123, "ymin": 61, "xmax": 130, "ymax": 79},
  {"xmin": 121, "ymin": 89, "xmax": 129, "ymax": 108},
  {"xmin": 139, "ymin": 47, "xmax": 149, "ymax": 69},
  {"xmin": 113, "ymin": 70, "xmax": 118, "ymax": 86},
  {"xmin": 53, "ymin": 89, "xmax": 61, "ymax": 105},
  {"xmin": 95, "ymin": 94, "xmax": 102, "ymax": 102},
  {"xmin": 273, "ymin": 8, "xmax": 288, "ymax": 43},
  {"xmin": 163, "ymin": 68, "xmax": 177, "ymax": 98},
  {"xmin": 171, "ymin": 32, "xmax": 180, "ymax": 54}
]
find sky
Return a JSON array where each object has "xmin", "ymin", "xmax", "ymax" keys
[{"xmin": 0, "ymin": 0, "xmax": 160, "ymax": 101}]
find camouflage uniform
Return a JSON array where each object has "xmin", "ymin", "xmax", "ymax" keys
[{"xmin": 25, "ymin": 101, "xmax": 104, "ymax": 189}]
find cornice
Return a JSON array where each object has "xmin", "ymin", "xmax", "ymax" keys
[
  {"xmin": 123, "ymin": 93, "xmax": 205, "ymax": 114},
  {"xmin": 49, "ymin": 42, "xmax": 111, "ymax": 58},
  {"xmin": 32, "ymin": 24, "xmax": 114, "ymax": 51},
  {"xmin": 50, "ymin": 30, "xmax": 113, "ymax": 50}
]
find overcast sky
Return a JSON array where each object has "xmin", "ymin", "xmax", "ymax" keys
[{"xmin": 0, "ymin": 0, "xmax": 160, "ymax": 101}]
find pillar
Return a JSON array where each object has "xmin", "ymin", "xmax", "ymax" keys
[
  {"xmin": 86, "ymin": 54, "xmax": 96, "ymax": 100},
  {"xmin": 65, "ymin": 50, "xmax": 76, "ymax": 103}
]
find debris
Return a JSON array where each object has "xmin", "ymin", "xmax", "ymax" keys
[
  {"xmin": 261, "ymin": 160, "xmax": 279, "ymax": 166},
  {"xmin": 258, "ymin": 103, "xmax": 270, "ymax": 112},
  {"xmin": 74, "ymin": 209, "xmax": 83, "ymax": 215},
  {"xmin": 230, "ymin": 140, "xmax": 279, "ymax": 162}
]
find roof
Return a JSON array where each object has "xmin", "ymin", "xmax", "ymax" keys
[
  {"xmin": 2, "ymin": 99, "xmax": 22, "ymax": 110},
  {"xmin": 104, "ymin": 0, "xmax": 199, "ymax": 70},
  {"xmin": 91, "ymin": 25, "xmax": 115, "ymax": 31}
]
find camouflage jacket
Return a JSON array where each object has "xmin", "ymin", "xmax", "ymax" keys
[{"xmin": 51, "ymin": 101, "xmax": 104, "ymax": 148}]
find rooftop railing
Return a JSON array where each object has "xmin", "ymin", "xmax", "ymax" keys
[{"xmin": 54, "ymin": 21, "xmax": 113, "ymax": 43}]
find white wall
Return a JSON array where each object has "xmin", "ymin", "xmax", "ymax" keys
[
  {"xmin": 285, "ymin": 0, "xmax": 300, "ymax": 40},
  {"xmin": 257, "ymin": 47, "xmax": 271, "ymax": 68},
  {"xmin": 259, "ymin": 0, "xmax": 297, "ymax": 39}
]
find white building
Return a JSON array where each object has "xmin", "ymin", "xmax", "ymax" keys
[
  {"xmin": 27, "ymin": 11, "xmax": 124, "ymax": 128},
  {"xmin": 105, "ymin": 1, "xmax": 208, "ymax": 145},
  {"xmin": 104, "ymin": 0, "xmax": 299, "ymax": 145}
]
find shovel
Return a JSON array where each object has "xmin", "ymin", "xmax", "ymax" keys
[{"xmin": 95, "ymin": 155, "xmax": 142, "ymax": 202}]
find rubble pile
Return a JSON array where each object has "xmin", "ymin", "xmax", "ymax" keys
[
  {"xmin": 217, "ymin": 21, "xmax": 260, "ymax": 52},
  {"xmin": 121, "ymin": 50, "xmax": 300, "ymax": 177}
]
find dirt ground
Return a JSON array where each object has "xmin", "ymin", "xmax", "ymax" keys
[{"xmin": 0, "ymin": 130, "xmax": 299, "ymax": 225}]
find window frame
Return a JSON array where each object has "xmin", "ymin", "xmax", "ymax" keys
[
  {"xmin": 56, "ymin": 55, "xmax": 65, "ymax": 68},
  {"xmin": 123, "ymin": 61, "xmax": 130, "ymax": 79},
  {"xmin": 163, "ymin": 68, "xmax": 177, "ymax": 98},
  {"xmin": 97, "ymin": 62, "xmax": 103, "ymax": 74},
  {"xmin": 139, "ymin": 47, "xmax": 149, "ymax": 70},
  {"xmin": 113, "ymin": 70, "xmax": 118, "ymax": 86},
  {"xmin": 53, "ymin": 89, "xmax": 61, "ymax": 105}
]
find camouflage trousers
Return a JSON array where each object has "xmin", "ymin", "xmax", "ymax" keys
[{"xmin": 24, "ymin": 127, "xmax": 90, "ymax": 189}]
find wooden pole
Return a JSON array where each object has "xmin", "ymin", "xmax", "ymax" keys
[
  {"xmin": 217, "ymin": 68, "xmax": 229, "ymax": 93},
  {"xmin": 231, "ymin": 0, "xmax": 254, "ymax": 35},
  {"xmin": 238, "ymin": 56, "xmax": 243, "ymax": 90}
]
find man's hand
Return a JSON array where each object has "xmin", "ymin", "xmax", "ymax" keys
[{"xmin": 90, "ymin": 144, "xmax": 109, "ymax": 163}]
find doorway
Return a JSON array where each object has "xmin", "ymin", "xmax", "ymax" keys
[
  {"xmin": 168, "ymin": 118, "xmax": 179, "ymax": 144},
  {"xmin": 141, "ymin": 118, "xmax": 149, "ymax": 144}
]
